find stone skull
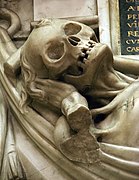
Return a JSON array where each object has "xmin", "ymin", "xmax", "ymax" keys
[{"xmin": 21, "ymin": 19, "xmax": 113, "ymax": 93}]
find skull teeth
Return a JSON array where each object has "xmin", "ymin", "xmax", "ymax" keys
[
  {"xmin": 66, "ymin": 41, "xmax": 96, "ymax": 76},
  {"xmin": 80, "ymin": 52, "xmax": 86, "ymax": 57},
  {"xmin": 89, "ymin": 40, "xmax": 96, "ymax": 45},
  {"xmin": 80, "ymin": 41, "xmax": 96, "ymax": 62}
]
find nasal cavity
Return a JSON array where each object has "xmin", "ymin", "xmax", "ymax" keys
[{"xmin": 68, "ymin": 36, "xmax": 81, "ymax": 46}]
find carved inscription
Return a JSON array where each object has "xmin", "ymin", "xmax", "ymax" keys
[{"xmin": 119, "ymin": 0, "xmax": 139, "ymax": 54}]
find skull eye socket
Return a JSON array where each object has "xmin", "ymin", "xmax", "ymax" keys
[
  {"xmin": 68, "ymin": 36, "xmax": 81, "ymax": 46},
  {"xmin": 64, "ymin": 23, "xmax": 82, "ymax": 35},
  {"xmin": 47, "ymin": 42, "xmax": 65, "ymax": 60}
]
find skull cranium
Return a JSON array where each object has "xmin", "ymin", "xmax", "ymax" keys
[{"xmin": 21, "ymin": 19, "xmax": 98, "ymax": 82}]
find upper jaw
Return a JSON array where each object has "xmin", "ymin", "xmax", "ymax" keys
[
  {"xmin": 63, "ymin": 42, "xmax": 114, "ymax": 92},
  {"xmin": 70, "ymin": 42, "xmax": 113, "ymax": 76}
]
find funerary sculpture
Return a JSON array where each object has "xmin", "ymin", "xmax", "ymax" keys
[{"xmin": 0, "ymin": 8, "xmax": 139, "ymax": 180}]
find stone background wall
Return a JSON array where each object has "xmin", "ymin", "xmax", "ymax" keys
[
  {"xmin": 34, "ymin": 0, "xmax": 97, "ymax": 20},
  {"xmin": 0, "ymin": 0, "xmax": 33, "ymax": 32},
  {"xmin": 0, "ymin": 0, "xmax": 97, "ymax": 47},
  {"xmin": 0, "ymin": 0, "xmax": 33, "ymax": 47},
  {"xmin": 0, "ymin": 0, "xmax": 97, "ymax": 31}
]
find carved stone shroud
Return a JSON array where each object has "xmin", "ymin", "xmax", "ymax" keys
[{"xmin": 0, "ymin": 8, "xmax": 139, "ymax": 180}]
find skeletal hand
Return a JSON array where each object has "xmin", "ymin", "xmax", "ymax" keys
[
  {"xmin": 28, "ymin": 78, "xmax": 92, "ymax": 131},
  {"xmin": 34, "ymin": 78, "xmax": 76, "ymax": 108}
]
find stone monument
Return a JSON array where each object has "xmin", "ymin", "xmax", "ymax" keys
[{"xmin": 0, "ymin": 3, "xmax": 139, "ymax": 180}]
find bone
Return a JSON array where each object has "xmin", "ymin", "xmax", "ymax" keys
[
  {"xmin": 114, "ymin": 56, "xmax": 139, "ymax": 75},
  {"xmin": 116, "ymin": 71, "xmax": 135, "ymax": 84},
  {"xmin": 91, "ymin": 79, "xmax": 139, "ymax": 118},
  {"xmin": 91, "ymin": 90, "xmax": 122, "ymax": 98},
  {"xmin": 91, "ymin": 102, "xmax": 117, "ymax": 118}
]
